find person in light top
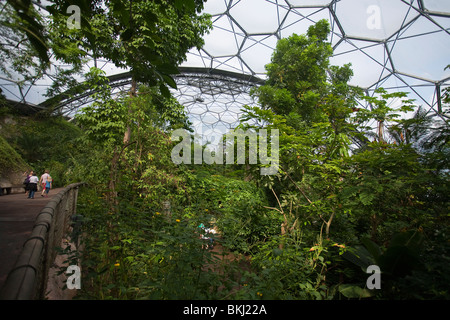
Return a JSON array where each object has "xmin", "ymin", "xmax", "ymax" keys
[
  {"xmin": 43, "ymin": 176, "xmax": 52, "ymax": 197},
  {"xmin": 27, "ymin": 172, "xmax": 39, "ymax": 199},
  {"xmin": 39, "ymin": 170, "xmax": 50, "ymax": 197}
]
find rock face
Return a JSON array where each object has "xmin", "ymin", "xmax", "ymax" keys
[
  {"xmin": 0, "ymin": 117, "xmax": 29, "ymax": 195},
  {"xmin": 45, "ymin": 238, "xmax": 79, "ymax": 300},
  {"xmin": 0, "ymin": 175, "xmax": 26, "ymax": 194},
  {"xmin": 0, "ymin": 171, "xmax": 26, "ymax": 187}
]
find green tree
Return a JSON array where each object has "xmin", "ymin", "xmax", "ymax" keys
[
  {"xmin": 236, "ymin": 20, "xmax": 449, "ymax": 299},
  {"xmin": 0, "ymin": 0, "xmax": 50, "ymax": 105},
  {"xmin": 45, "ymin": 0, "xmax": 211, "ymax": 137},
  {"xmin": 240, "ymin": 20, "xmax": 362, "ymax": 241},
  {"xmin": 1, "ymin": 1, "xmax": 211, "ymax": 116},
  {"xmin": 73, "ymin": 67, "xmax": 193, "ymax": 206},
  {"xmin": 251, "ymin": 19, "xmax": 360, "ymax": 127}
]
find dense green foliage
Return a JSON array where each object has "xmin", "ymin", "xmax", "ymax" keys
[
  {"xmin": 0, "ymin": 114, "xmax": 83, "ymax": 187},
  {"xmin": 0, "ymin": 134, "xmax": 28, "ymax": 177},
  {"xmin": 1, "ymin": 1, "xmax": 448, "ymax": 300},
  {"xmin": 68, "ymin": 27, "xmax": 449, "ymax": 298},
  {"xmin": 236, "ymin": 20, "xmax": 450, "ymax": 299}
]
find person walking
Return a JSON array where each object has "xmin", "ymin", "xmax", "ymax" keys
[
  {"xmin": 23, "ymin": 170, "xmax": 33, "ymax": 196},
  {"xmin": 27, "ymin": 172, "xmax": 39, "ymax": 199},
  {"xmin": 39, "ymin": 170, "xmax": 50, "ymax": 197},
  {"xmin": 43, "ymin": 175, "xmax": 52, "ymax": 197}
]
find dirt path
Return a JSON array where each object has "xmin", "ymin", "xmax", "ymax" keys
[{"xmin": 203, "ymin": 240, "xmax": 252, "ymax": 297}]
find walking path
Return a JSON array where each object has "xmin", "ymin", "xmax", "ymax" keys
[{"xmin": 0, "ymin": 188, "xmax": 64, "ymax": 291}]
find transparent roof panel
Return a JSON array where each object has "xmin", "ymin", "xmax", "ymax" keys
[
  {"xmin": 202, "ymin": 16, "xmax": 244, "ymax": 56},
  {"xmin": 229, "ymin": 0, "xmax": 288, "ymax": 34},
  {"xmin": 287, "ymin": 0, "xmax": 331, "ymax": 7},
  {"xmin": 391, "ymin": 31, "xmax": 450, "ymax": 81},
  {"xmin": 281, "ymin": 6, "xmax": 332, "ymax": 39},
  {"xmin": 203, "ymin": 0, "xmax": 228, "ymax": 15},
  {"xmin": 240, "ymin": 35, "xmax": 278, "ymax": 76},
  {"xmin": 330, "ymin": 40, "xmax": 390, "ymax": 88},
  {"xmin": 335, "ymin": 0, "xmax": 419, "ymax": 41},
  {"xmin": 423, "ymin": 0, "xmax": 450, "ymax": 12}
]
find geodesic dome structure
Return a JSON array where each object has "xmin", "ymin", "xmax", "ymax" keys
[
  {"xmin": 1, "ymin": 0, "xmax": 449, "ymax": 145},
  {"xmin": 179, "ymin": 0, "xmax": 449, "ymax": 143}
]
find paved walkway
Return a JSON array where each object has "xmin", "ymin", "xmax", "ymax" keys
[{"xmin": 0, "ymin": 188, "xmax": 64, "ymax": 291}]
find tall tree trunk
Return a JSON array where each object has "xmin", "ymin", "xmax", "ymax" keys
[
  {"xmin": 108, "ymin": 147, "xmax": 120, "ymax": 210},
  {"xmin": 370, "ymin": 213, "xmax": 378, "ymax": 241},
  {"xmin": 325, "ymin": 209, "xmax": 335, "ymax": 239},
  {"xmin": 378, "ymin": 120, "xmax": 384, "ymax": 143},
  {"xmin": 107, "ymin": 77, "xmax": 136, "ymax": 210},
  {"xmin": 279, "ymin": 216, "xmax": 287, "ymax": 250},
  {"xmin": 108, "ymin": 141, "xmax": 137, "ymax": 211},
  {"xmin": 123, "ymin": 77, "xmax": 137, "ymax": 144}
]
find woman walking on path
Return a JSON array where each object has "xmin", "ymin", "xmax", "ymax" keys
[
  {"xmin": 39, "ymin": 170, "xmax": 50, "ymax": 197},
  {"xmin": 27, "ymin": 172, "xmax": 39, "ymax": 199}
]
